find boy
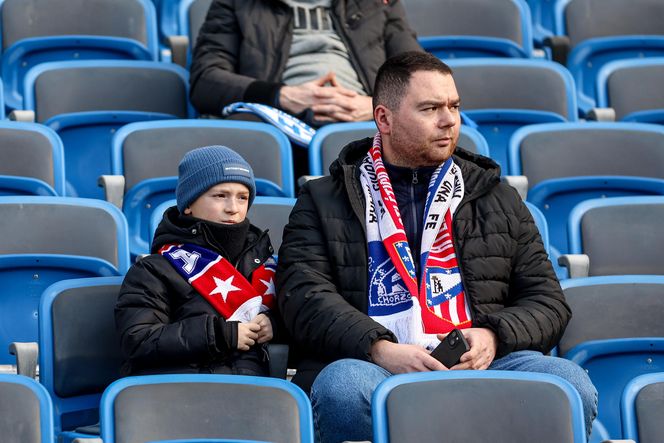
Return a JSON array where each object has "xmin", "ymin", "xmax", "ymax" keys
[{"xmin": 116, "ymin": 145, "xmax": 276, "ymax": 376}]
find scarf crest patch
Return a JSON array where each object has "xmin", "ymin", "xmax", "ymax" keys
[
  {"xmin": 159, "ymin": 243, "xmax": 275, "ymax": 322},
  {"xmin": 360, "ymin": 133, "xmax": 471, "ymax": 349}
]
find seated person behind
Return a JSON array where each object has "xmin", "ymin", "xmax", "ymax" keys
[
  {"xmin": 116, "ymin": 145, "xmax": 276, "ymax": 376},
  {"xmin": 189, "ymin": 0, "xmax": 422, "ymax": 125}
]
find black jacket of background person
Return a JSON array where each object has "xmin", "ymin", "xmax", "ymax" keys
[
  {"xmin": 116, "ymin": 206, "xmax": 276, "ymax": 376},
  {"xmin": 189, "ymin": 0, "xmax": 422, "ymax": 115},
  {"xmin": 276, "ymin": 138, "xmax": 571, "ymax": 394}
]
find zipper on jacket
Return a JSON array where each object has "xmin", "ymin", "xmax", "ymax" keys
[{"xmin": 410, "ymin": 174, "xmax": 420, "ymax": 278}]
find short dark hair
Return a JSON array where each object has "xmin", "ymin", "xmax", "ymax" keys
[{"xmin": 373, "ymin": 51, "xmax": 453, "ymax": 111}]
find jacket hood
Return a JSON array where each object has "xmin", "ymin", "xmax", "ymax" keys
[{"xmin": 330, "ymin": 136, "xmax": 501, "ymax": 198}]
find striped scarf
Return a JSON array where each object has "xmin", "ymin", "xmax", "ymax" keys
[{"xmin": 360, "ymin": 133, "xmax": 471, "ymax": 349}]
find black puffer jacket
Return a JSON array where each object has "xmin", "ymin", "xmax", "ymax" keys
[
  {"xmin": 189, "ymin": 0, "xmax": 422, "ymax": 115},
  {"xmin": 276, "ymin": 138, "xmax": 570, "ymax": 393},
  {"xmin": 116, "ymin": 207, "xmax": 275, "ymax": 376}
]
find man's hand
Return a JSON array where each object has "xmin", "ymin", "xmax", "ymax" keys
[
  {"xmin": 237, "ymin": 322, "xmax": 260, "ymax": 351},
  {"xmin": 439, "ymin": 328, "xmax": 498, "ymax": 370},
  {"xmin": 370, "ymin": 339, "xmax": 447, "ymax": 374},
  {"xmin": 253, "ymin": 313, "xmax": 273, "ymax": 344},
  {"xmin": 312, "ymin": 94, "xmax": 373, "ymax": 123}
]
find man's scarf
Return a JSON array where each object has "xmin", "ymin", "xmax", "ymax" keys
[
  {"xmin": 159, "ymin": 243, "xmax": 275, "ymax": 322},
  {"xmin": 359, "ymin": 133, "xmax": 472, "ymax": 349}
]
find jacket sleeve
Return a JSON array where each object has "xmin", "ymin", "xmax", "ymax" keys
[
  {"xmin": 114, "ymin": 258, "xmax": 238, "ymax": 367},
  {"xmin": 477, "ymin": 191, "xmax": 571, "ymax": 357},
  {"xmin": 384, "ymin": 0, "xmax": 423, "ymax": 56},
  {"xmin": 188, "ymin": 0, "xmax": 281, "ymax": 114},
  {"xmin": 276, "ymin": 182, "xmax": 397, "ymax": 362}
]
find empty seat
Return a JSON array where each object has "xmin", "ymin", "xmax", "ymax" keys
[
  {"xmin": 596, "ymin": 57, "xmax": 664, "ymax": 124},
  {"xmin": 99, "ymin": 374, "xmax": 314, "ymax": 443},
  {"xmin": 0, "ymin": 374, "xmax": 54, "ymax": 443},
  {"xmin": 621, "ymin": 372, "xmax": 664, "ymax": 443},
  {"xmin": 553, "ymin": 0, "xmax": 664, "ymax": 114},
  {"xmin": 22, "ymin": 60, "xmax": 193, "ymax": 198},
  {"xmin": 372, "ymin": 370, "xmax": 586, "ymax": 443},
  {"xmin": 403, "ymin": 0, "xmax": 534, "ymax": 58},
  {"xmin": 509, "ymin": 122, "xmax": 664, "ymax": 258},
  {"xmin": 447, "ymin": 58, "xmax": 577, "ymax": 172},
  {"xmin": 559, "ymin": 276, "xmax": 664, "ymax": 439},
  {"xmin": 0, "ymin": 0, "xmax": 159, "ymax": 110},
  {"xmin": 108, "ymin": 119, "xmax": 293, "ymax": 257},
  {"xmin": 0, "ymin": 196, "xmax": 129, "ymax": 364},
  {"xmin": 0, "ymin": 122, "xmax": 66, "ymax": 196}
]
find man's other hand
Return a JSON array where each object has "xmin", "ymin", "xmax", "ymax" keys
[
  {"xmin": 370, "ymin": 339, "xmax": 447, "ymax": 374},
  {"xmin": 438, "ymin": 328, "xmax": 497, "ymax": 370}
]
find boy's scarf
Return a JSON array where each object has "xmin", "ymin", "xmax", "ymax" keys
[
  {"xmin": 159, "ymin": 243, "xmax": 275, "ymax": 322},
  {"xmin": 360, "ymin": 133, "xmax": 471, "ymax": 349}
]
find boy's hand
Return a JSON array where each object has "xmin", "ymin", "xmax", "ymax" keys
[
  {"xmin": 253, "ymin": 313, "xmax": 273, "ymax": 344},
  {"xmin": 237, "ymin": 322, "xmax": 260, "ymax": 351}
]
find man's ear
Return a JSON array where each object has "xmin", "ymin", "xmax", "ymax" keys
[
  {"xmin": 183, "ymin": 207, "xmax": 192, "ymax": 215},
  {"xmin": 374, "ymin": 104, "xmax": 392, "ymax": 135}
]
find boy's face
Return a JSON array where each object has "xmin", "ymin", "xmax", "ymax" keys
[{"xmin": 184, "ymin": 182, "xmax": 250, "ymax": 224}]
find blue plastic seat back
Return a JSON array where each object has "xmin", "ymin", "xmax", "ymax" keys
[
  {"xmin": 308, "ymin": 121, "xmax": 490, "ymax": 176},
  {"xmin": 0, "ymin": 0, "xmax": 159, "ymax": 109},
  {"xmin": 526, "ymin": 0, "xmax": 557, "ymax": 45},
  {"xmin": 568, "ymin": 196, "xmax": 664, "ymax": 276},
  {"xmin": 447, "ymin": 58, "xmax": 577, "ymax": 172},
  {"xmin": 596, "ymin": 58, "xmax": 664, "ymax": 123},
  {"xmin": 554, "ymin": 0, "xmax": 664, "ymax": 114},
  {"xmin": 112, "ymin": 119, "xmax": 293, "ymax": 257},
  {"xmin": 510, "ymin": 122, "xmax": 664, "ymax": 255},
  {"xmin": 621, "ymin": 373, "xmax": 664, "ymax": 443},
  {"xmin": 372, "ymin": 370, "xmax": 586, "ymax": 443},
  {"xmin": 403, "ymin": 0, "xmax": 533, "ymax": 58},
  {"xmin": 180, "ymin": 0, "xmax": 213, "ymax": 47},
  {"xmin": 23, "ymin": 60, "xmax": 192, "ymax": 198},
  {"xmin": 38, "ymin": 277, "xmax": 125, "ymax": 437},
  {"xmin": 0, "ymin": 374, "xmax": 54, "ymax": 443},
  {"xmin": 100, "ymin": 374, "xmax": 314, "ymax": 443},
  {"xmin": 0, "ymin": 122, "xmax": 66, "ymax": 196},
  {"xmin": 250, "ymin": 197, "xmax": 297, "ymax": 254}
]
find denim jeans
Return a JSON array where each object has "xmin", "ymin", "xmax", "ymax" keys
[{"xmin": 310, "ymin": 351, "xmax": 598, "ymax": 443}]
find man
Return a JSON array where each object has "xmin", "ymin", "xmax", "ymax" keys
[
  {"xmin": 276, "ymin": 52, "xmax": 597, "ymax": 442},
  {"xmin": 189, "ymin": 0, "xmax": 421, "ymax": 125}
]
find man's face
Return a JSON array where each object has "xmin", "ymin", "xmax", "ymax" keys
[
  {"xmin": 376, "ymin": 71, "xmax": 461, "ymax": 168},
  {"xmin": 184, "ymin": 182, "xmax": 250, "ymax": 224}
]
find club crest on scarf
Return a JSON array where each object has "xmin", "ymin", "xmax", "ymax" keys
[
  {"xmin": 159, "ymin": 243, "xmax": 275, "ymax": 323},
  {"xmin": 361, "ymin": 133, "xmax": 471, "ymax": 348}
]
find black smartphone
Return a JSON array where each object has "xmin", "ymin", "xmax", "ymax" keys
[{"xmin": 430, "ymin": 328, "xmax": 470, "ymax": 368}]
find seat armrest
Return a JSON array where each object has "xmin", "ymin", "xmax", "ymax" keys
[
  {"xmin": 601, "ymin": 440, "xmax": 636, "ymax": 443},
  {"xmin": 8, "ymin": 110, "xmax": 36, "ymax": 122},
  {"xmin": 557, "ymin": 254, "xmax": 590, "ymax": 278},
  {"xmin": 267, "ymin": 343, "xmax": 289, "ymax": 379},
  {"xmin": 502, "ymin": 175, "xmax": 528, "ymax": 200},
  {"xmin": 586, "ymin": 108, "xmax": 616, "ymax": 122},
  {"xmin": 167, "ymin": 35, "xmax": 190, "ymax": 68},
  {"xmin": 98, "ymin": 175, "xmax": 125, "ymax": 209},
  {"xmin": 543, "ymin": 35, "xmax": 571, "ymax": 65},
  {"xmin": 72, "ymin": 438, "xmax": 103, "ymax": 443},
  {"xmin": 8, "ymin": 342, "xmax": 39, "ymax": 379}
]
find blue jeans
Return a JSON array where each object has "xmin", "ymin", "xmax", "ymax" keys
[{"xmin": 310, "ymin": 351, "xmax": 598, "ymax": 443}]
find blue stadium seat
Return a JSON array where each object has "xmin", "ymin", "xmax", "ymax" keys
[
  {"xmin": 109, "ymin": 119, "xmax": 293, "ymax": 257},
  {"xmin": 22, "ymin": 60, "xmax": 193, "ymax": 199},
  {"xmin": 372, "ymin": 370, "xmax": 586, "ymax": 443},
  {"xmin": 99, "ymin": 374, "xmax": 314, "ymax": 443},
  {"xmin": 0, "ymin": 0, "xmax": 159, "ymax": 110},
  {"xmin": 559, "ymin": 275, "xmax": 664, "ymax": 439},
  {"xmin": 509, "ymin": 122, "xmax": 664, "ymax": 264},
  {"xmin": 553, "ymin": 0, "xmax": 664, "ymax": 115},
  {"xmin": 0, "ymin": 374, "xmax": 54, "ymax": 443},
  {"xmin": 621, "ymin": 372, "xmax": 664, "ymax": 443},
  {"xmin": 447, "ymin": 58, "xmax": 577, "ymax": 173},
  {"xmin": 0, "ymin": 122, "xmax": 66, "ymax": 196},
  {"xmin": 403, "ymin": 0, "xmax": 534, "ymax": 58},
  {"xmin": 525, "ymin": 0, "xmax": 557, "ymax": 46},
  {"xmin": 37, "ymin": 277, "xmax": 125, "ymax": 443},
  {"xmin": 0, "ymin": 196, "xmax": 129, "ymax": 365},
  {"xmin": 596, "ymin": 57, "xmax": 664, "ymax": 124}
]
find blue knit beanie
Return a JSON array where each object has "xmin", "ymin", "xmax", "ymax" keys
[{"xmin": 176, "ymin": 145, "xmax": 255, "ymax": 213}]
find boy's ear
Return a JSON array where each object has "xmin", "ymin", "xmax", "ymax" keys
[{"xmin": 184, "ymin": 207, "xmax": 192, "ymax": 215}]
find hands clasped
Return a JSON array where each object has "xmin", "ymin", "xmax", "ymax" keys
[
  {"xmin": 279, "ymin": 71, "xmax": 373, "ymax": 123},
  {"xmin": 237, "ymin": 313, "xmax": 273, "ymax": 351}
]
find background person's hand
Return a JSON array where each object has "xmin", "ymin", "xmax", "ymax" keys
[
  {"xmin": 237, "ymin": 321, "xmax": 260, "ymax": 351},
  {"xmin": 253, "ymin": 313, "xmax": 273, "ymax": 344},
  {"xmin": 370, "ymin": 339, "xmax": 448, "ymax": 374},
  {"xmin": 438, "ymin": 327, "xmax": 498, "ymax": 370}
]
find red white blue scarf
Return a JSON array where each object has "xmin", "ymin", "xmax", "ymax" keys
[
  {"xmin": 360, "ymin": 133, "xmax": 472, "ymax": 349},
  {"xmin": 159, "ymin": 243, "xmax": 275, "ymax": 322}
]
